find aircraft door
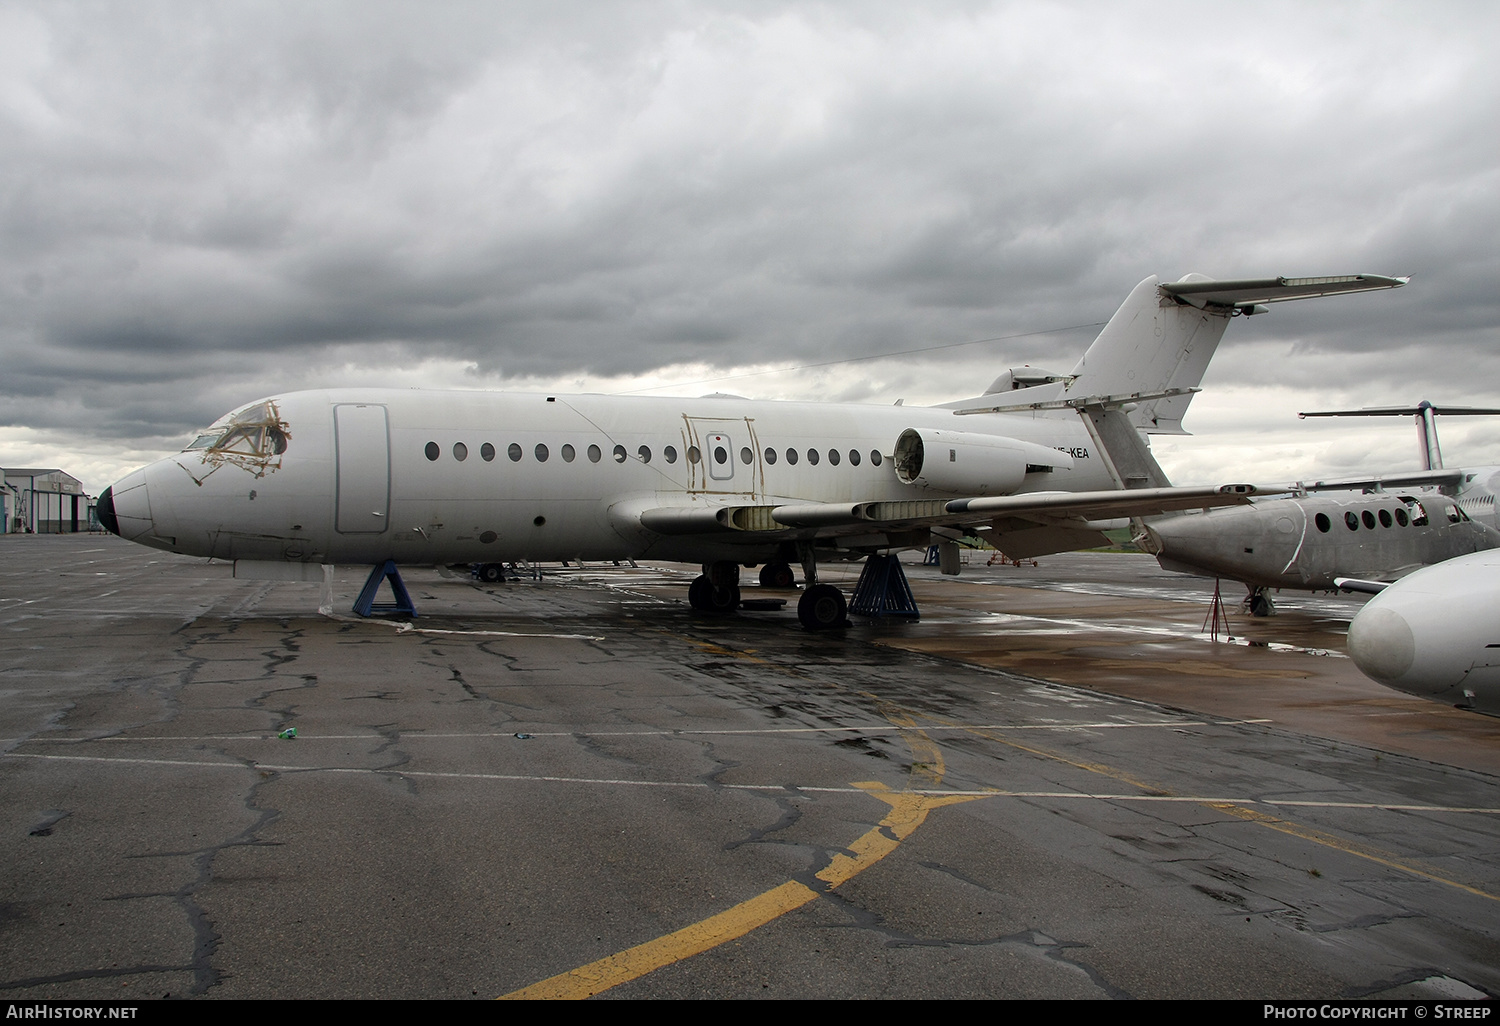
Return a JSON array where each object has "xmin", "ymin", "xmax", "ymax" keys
[
  {"xmin": 334, "ymin": 403, "xmax": 390, "ymax": 534},
  {"xmin": 683, "ymin": 417, "xmax": 763, "ymax": 496}
]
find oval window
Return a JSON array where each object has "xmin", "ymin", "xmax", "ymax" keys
[
  {"xmin": 765, "ymin": 447, "xmax": 777, "ymax": 465},
  {"xmin": 714, "ymin": 446, "xmax": 728, "ymax": 465},
  {"xmin": 480, "ymin": 442, "xmax": 495, "ymax": 462},
  {"xmin": 561, "ymin": 443, "xmax": 576, "ymax": 462},
  {"xmin": 786, "ymin": 448, "xmax": 798, "ymax": 465},
  {"xmin": 807, "ymin": 448, "xmax": 820, "ymax": 466},
  {"xmin": 828, "ymin": 449, "xmax": 840, "ymax": 466},
  {"xmin": 1361, "ymin": 510, "xmax": 1376, "ymax": 529},
  {"xmin": 425, "ymin": 441, "xmax": 440, "ymax": 461},
  {"xmin": 664, "ymin": 445, "xmax": 678, "ymax": 464},
  {"xmin": 588, "ymin": 444, "xmax": 602, "ymax": 463},
  {"xmin": 1378, "ymin": 509, "xmax": 1392, "ymax": 528},
  {"xmin": 870, "ymin": 450, "xmax": 882, "ymax": 467},
  {"xmin": 849, "ymin": 449, "xmax": 861, "ymax": 466},
  {"xmin": 508, "ymin": 443, "xmax": 523, "ymax": 462},
  {"xmin": 613, "ymin": 444, "xmax": 627, "ymax": 463},
  {"xmin": 535, "ymin": 443, "xmax": 549, "ymax": 463},
  {"xmin": 639, "ymin": 445, "xmax": 652, "ymax": 463},
  {"xmin": 1315, "ymin": 513, "xmax": 1330, "ymax": 533},
  {"xmin": 688, "ymin": 446, "xmax": 701, "ymax": 464},
  {"xmin": 453, "ymin": 442, "xmax": 468, "ymax": 462},
  {"xmin": 1345, "ymin": 511, "xmax": 1359, "ymax": 530},
  {"xmin": 740, "ymin": 447, "xmax": 753, "ymax": 465},
  {"xmin": 1395, "ymin": 508, "xmax": 1409, "ymax": 527}
]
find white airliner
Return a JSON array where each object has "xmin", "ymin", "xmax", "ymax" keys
[
  {"xmin": 1344, "ymin": 549, "xmax": 1500, "ymax": 716},
  {"xmin": 96, "ymin": 272, "xmax": 1406, "ymax": 628}
]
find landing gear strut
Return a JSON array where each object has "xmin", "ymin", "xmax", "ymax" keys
[
  {"xmin": 688, "ymin": 561, "xmax": 741, "ymax": 615},
  {"xmin": 1245, "ymin": 586, "xmax": 1276, "ymax": 618}
]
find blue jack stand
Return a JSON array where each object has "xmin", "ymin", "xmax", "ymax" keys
[
  {"xmin": 352, "ymin": 560, "xmax": 417, "ymax": 618},
  {"xmin": 849, "ymin": 553, "xmax": 920, "ymax": 619}
]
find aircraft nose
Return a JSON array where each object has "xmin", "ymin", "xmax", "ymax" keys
[
  {"xmin": 1346, "ymin": 604, "xmax": 1416, "ymax": 685},
  {"xmin": 96, "ymin": 486, "xmax": 121, "ymax": 536},
  {"xmin": 99, "ymin": 469, "xmax": 155, "ymax": 541}
]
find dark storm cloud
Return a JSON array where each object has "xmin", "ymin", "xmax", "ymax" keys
[{"xmin": 3, "ymin": 0, "xmax": 1498, "ymax": 485}]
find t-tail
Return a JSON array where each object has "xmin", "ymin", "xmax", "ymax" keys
[
  {"xmin": 1298, "ymin": 400, "xmax": 1500, "ymax": 472},
  {"xmin": 960, "ymin": 273, "xmax": 1409, "ymax": 436}
]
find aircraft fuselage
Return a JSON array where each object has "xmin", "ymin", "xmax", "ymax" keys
[{"xmin": 100, "ymin": 388, "xmax": 1115, "ymax": 568}]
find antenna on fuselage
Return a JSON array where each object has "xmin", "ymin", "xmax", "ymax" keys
[{"xmin": 1298, "ymin": 401, "xmax": 1500, "ymax": 471}]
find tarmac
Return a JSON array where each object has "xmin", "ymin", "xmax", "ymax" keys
[{"xmin": 2, "ymin": 534, "xmax": 1497, "ymax": 1000}]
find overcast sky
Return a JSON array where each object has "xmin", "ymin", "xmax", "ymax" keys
[{"xmin": 3, "ymin": 1, "xmax": 1498, "ymax": 495}]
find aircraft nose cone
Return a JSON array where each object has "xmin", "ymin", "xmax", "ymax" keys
[
  {"xmin": 97, "ymin": 486, "xmax": 120, "ymax": 536},
  {"xmin": 101, "ymin": 469, "xmax": 155, "ymax": 541},
  {"xmin": 1346, "ymin": 605, "xmax": 1416, "ymax": 684}
]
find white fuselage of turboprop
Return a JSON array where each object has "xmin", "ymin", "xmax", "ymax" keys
[{"xmin": 102, "ymin": 389, "xmax": 1114, "ymax": 567}]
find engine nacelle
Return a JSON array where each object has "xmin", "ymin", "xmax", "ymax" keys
[{"xmin": 892, "ymin": 428, "xmax": 1073, "ymax": 495}]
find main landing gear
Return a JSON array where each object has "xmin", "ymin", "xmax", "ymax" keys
[
  {"xmin": 688, "ymin": 561, "xmax": 742, "ymax": 614},
  {"xmin": 1244, "ymin": 586, "xmax": 1276, "ymax": 618}
]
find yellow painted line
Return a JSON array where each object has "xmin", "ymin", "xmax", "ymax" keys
[
  {"xmin": 1209, "ymin": 802, "xmax": 1500, "ymax": 902},
  {"xmin": 500, "ymin": 783, "xmax": 983, "ymax": 1000}
]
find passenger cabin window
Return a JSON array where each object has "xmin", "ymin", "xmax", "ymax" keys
[
  {"xmin": 639, "ymin": 445, "xmax": 652, "ymax": 463},
  {"xmin": 453, "ymin": 442, "xmax": 468, "ymax": 461},
  {"xmin": 480, "ymin": 442, "xmax": 495, "ymax": 462},
  {"xmin": 1345, "ymin": 511, "xmax": 1359, "ymax": 530},
  {"xmin": 786, "ymin": 448, "xmax": 798, "ymax": 465},
  {"xmin": 1315, "ymin": 513, "xmax": 1331, "ymax": 533},
  {"xmin": 1395, "ymin": 508, "xmax": 1409, "ymax": 527},
  {"xmin": 562, "ymin": 444, "xmax": 576, "ymax": 462},
  {"xmin": 870, "ymin": 450, "xmax": 882, "ymax": 467},
  {"xmin": 1379, "ymin": 509, "xmax": 1392, "ymax": 528},
  {"xmin": 740, "ymin": 447, "xmax": 752, "ymax": 465},
  {"xmin": 425, "ymin": 442, "xmax": 440, "ymax": 461},
  {"xmin": 807, "ymin": 448, "xmax": 820, "ymax": 465},
  {"xmin": 849, "ymin": 449, "xmax": 861, "ymax": 466},
  {"xmin": 665, "ymin": 445, "xmax": 678, "ymax": 464},
  {"xmin": 687, "ymin": 446, "xmax": 701, "ymax": 464},
  {"xmin": 764, "ymin": 447, "xmax": 777, "ymax": 465},
  {"xmin": 828, "ymin": 449, "xmax": 840, "ymax": 466},
  {"xmin": 1361, "ymin": 510, "xmax": 1376, "ymax": 529},
  {"xmin": 535, "ymin": 443, "xmax": 549, "ymax": 463},
  {"xmin": 588, "ymin": 444, "xmax": 602, "ymax": 463},
  {"xmin": 508, "ymin": 443, "xmax": 523, "ymax": 462},
  {"xmin": 613, "ymin": 444, "xmax": 627, "ymax": 463}
]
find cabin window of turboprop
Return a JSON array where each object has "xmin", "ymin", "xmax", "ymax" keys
[
  {"xmin": 664, "ymin": 445, "xmax": 678, "ymax": 464},
  {"xmin": 806, "ymin": 448, "xmax": 820, "ymax": 465},
  {"xmin": 508, "ymin": 443, "xmax": 523, "ymax": 462},
  {"xmin": 639, "ymin": 445, "xmax": 652, "ymax": 463},
  {"xmin": 425, "ymin": 441, "xmax": 440, "ymax": 461},
  {"xmin": 740, "ymin": 447, "xmax": 752, "ymax": 465},
  {"xmin": 1362, "ymin": 510, "xmax": 1376, "ymax": 529},
  {"xmin": 687, "ymin": 446, "xmax": 701, "ymax": 464},
  {"xmin": 785, "ymin": 448, "xmax": 798, "ymax": 465},
  {"xmin": 613, "ymin": 444, "xmax": 627, "ymax": 463},
  {"xmin": 1345, "ymin": 511, "xmax": 1359, "ymax": 530},
  {"xmin": 849, "ymin": 449, "xmax": 861, "ymax": 466},
  {"xmin": 1315, "ymin": 513, "xmax": 1331, "ymax": 533},
  {"xmin": 1379, "ymin": 509, "xmax": 1393, "ymax": 528},
  {"xmin": 1395, "ymin": 507, "xmax": 1409, "ymax": 527},
  {"xmin": 827, "ymin": 448, "xmax": 840, "ymax": 466},
  {"xmin": 764, "ymin": 447, "xmax": 777, "ymax": 465},
  {"xmin": 561, "ymin": 444, "xmax": 575, "ymax": 463},
  {"xmin": 480, "ymin": 442, "xmax": 495, "ymax": 462},
  {"xmin": 870, "ymin": 449, "xmax": 882, "ymax": 467},
  {"xmin": 453, "ymin": 442, "xmax": 468, "ymax": 461},
  {"xmin": 535, "ymin": 443, "xmax": 549, "ymax": 463},
  {"xmin": 588, "ymin": 444, "xmax": 602, "ymax": 463}
]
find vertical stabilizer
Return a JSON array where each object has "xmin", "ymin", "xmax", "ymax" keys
[{"xmin": 1065, "ymin": 275, "xmax": 1233, "ymax": 435}]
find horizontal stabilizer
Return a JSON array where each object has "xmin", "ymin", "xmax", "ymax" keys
[
  {"xmin": 1160, "ymin": 274, "xmax": 1408, "ymax": 310},
  {"xmin": 1300, "ymin": 404, "xmax": 1500, "ymax": 418},
  {"xmin": 1294, "ymin": 469, "xmax": 1465, "ymax": 493}
]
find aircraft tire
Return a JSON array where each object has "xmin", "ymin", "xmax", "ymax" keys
[
  {"xmin": 478, "ymin": 563, "xmax": 506, "ymax": 584},
  {"xmin": 759, "ymin": 562, "xmax": 796, "ymax": 588},
  {"xmin": 798, "ymin": 584, "xmax": 847, "ymax": 630},
  {"xmin": 689, "ymin": 574, "xmax": 739, "ymax": 614}
]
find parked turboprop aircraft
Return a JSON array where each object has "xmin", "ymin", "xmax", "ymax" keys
[
  {"xmin": 95, "ymin": 272, "xmax": 1406, "ymax": 628},
  {"xmin": 1343, "ymin": 549, "xmax": 1500, "ymax": 716},
  {"xmin": 1140, "ymin": 401, "xmax": 1500, "ymax": 614}
]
